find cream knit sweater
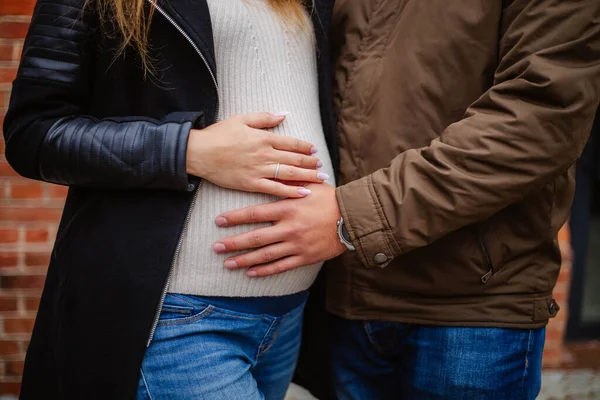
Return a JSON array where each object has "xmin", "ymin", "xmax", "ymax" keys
[{"xmin": 168, "ymin": 0, "xmax": 335, "ymax": 297}]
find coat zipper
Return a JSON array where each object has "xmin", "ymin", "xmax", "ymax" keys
[
  {"xmin": 146, "ymin": 0, "xmax": 219, "ymax": 346},
  {"xmin": 476, "ymin": 230, "xmax": 494, "ymax": 284},
  {"xmin": 148, "ymin": 0, "xmax": 220, "ymax": 109}
]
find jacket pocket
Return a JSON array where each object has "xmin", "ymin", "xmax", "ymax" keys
[{"xmin": 474, "ymin": 226, "xmax": 495, "ymax": 284}]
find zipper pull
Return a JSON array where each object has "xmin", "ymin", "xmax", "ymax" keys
[{"xmin": 481, "ymin": 269, "xmax": 493, "ymax": 284}]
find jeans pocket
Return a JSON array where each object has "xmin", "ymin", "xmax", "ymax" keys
[
  {"xmin": 363, "ymin": 320, "xmax": 410, "ymax": 356},
  {"xmin": 136, "ymin": 369, "xmax": 152, "ymax": 400},
  {"xmin": 157, "ymin": 294, "xmax": 213, "ymax": 326}
]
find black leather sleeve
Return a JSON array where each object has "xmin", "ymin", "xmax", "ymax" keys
[
  {"xmin": 2, "ymin": 0, "xmax": 200, "ymax": 191},
  {"xmin": 37, "ymin": 113, "xmax": 200, "ymax": 190}
]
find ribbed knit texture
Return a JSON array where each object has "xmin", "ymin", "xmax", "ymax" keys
[{"xmin": 168, "ymin": 0, "xmax": 335, "ymax": 297}]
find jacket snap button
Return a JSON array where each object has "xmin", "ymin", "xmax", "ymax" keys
[
  {"xmin": 187, "ymin": 183, "xmax": 196, "ymax": 191},
  {"xmin": 374, "ymin": 253, "xmax": 388, "ymax": 265},
  {"xmin": 548, "ymin": 300, "xmax": 558, "ymax": 316}
]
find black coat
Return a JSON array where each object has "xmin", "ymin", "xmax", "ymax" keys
[{"xmin": 3, "ymin": 0, "xmax": 337, "ymax": 398}]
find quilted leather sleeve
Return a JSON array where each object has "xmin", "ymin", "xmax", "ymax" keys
[
  {"xmin": 37, "ymin": 114, "xmax": 200, "ymax": 190},
  {"xmin": 3, "ymin": 0, "xmax": 201, "ymax": 191}
]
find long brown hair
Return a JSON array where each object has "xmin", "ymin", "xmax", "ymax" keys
[{"xmin": 94, "ymin": 0, "xmax": 306, "ymax": 75}]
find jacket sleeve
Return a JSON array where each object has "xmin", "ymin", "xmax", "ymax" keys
[
  {"xmin": 337, "ymin": 0, "xmax": 600, "ymax": 268},
  {"xmin": 2, "ymin": 0, "xmax": 201, "ymax": 191}
]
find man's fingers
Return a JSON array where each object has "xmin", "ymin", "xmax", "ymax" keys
[
  {"xmin": 215, "ymin": 202, "xmax": 284, "ymax": 228},
  {"xmin": 276, "ymin": 152, "xmax": 322, "ymax": 170},
  {"xmin": 239, "ymin": 112, "xmax": 286, "ymax": 129},
  {"xmin": 214, "ymin": 226, "xmax": 288, "ymax": 254},
  {"xmin": 223, "ymin": 243, "xmax": 295, "ymax": 270},
  {"xmin": 246, "ymin": 256, "xmax": 305, "ymax": 277},
  {"xmin": 267, "ymin": 133, "xmax": 317, "ymax": 155}
]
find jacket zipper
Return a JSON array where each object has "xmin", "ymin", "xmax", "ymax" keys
[
  {"xmin": 148, "ymin": 0, "xmax": 220, "ymax": 109},
  {"xmin": 146, "ymin": 0, "xmax": 219, "ymax": 346},
  {"xmin": 476, "ymin": 230, "xmax": 494, "ymax": 284}
]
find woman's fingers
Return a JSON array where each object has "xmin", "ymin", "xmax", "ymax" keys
[
  {"xmin": 271, "ymin": 164, "xmax": 329, "ymax": 183},
  {"xmin": 238, "ymin": 112, "xmax": 287, "ymax": 129},
  {"xmin": 276, "ymin": 151, "xmax": 322, "ymax": 169},
  {"xmin": 267, "ymin": 133, "xmax": 317, "ymax": 155},
  {"xmin": 254, "ymin": 179, "xmax": 313, "ymax": 198}
]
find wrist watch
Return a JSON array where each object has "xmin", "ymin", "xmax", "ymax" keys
[{"xmin": 337, "ymin": 217, "xmax": 356, "ymax": 251}]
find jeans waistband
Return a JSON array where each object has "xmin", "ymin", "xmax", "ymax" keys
[{"xmin": 177, "ymin": 291, "xmax": 309, "ymax": 317}]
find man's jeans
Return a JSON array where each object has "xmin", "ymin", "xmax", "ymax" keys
[
  {"xmin": 137, "ymin": 293, "xmax": 305, "ymax": 400},
  {"xmin": 330, "ymin": 315, "xmax": 545, "ymax": 400}
]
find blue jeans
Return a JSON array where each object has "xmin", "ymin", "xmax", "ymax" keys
[
  {"xmin": 137, "ymin": 293, "xmax": 306, "ymax": 400},
  {"xmin": 330, "ymin": 315, "xmax": 545, "ymax": 400}
]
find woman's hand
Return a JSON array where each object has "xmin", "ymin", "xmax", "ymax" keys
[{"xmin": 186, "ymin": 112, "xmax": 328, "ymax": 198}]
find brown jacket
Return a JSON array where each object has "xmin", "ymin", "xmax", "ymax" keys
[{"xmin": 327, "ymin": 0, "xmax": 600, "ymax": 328}]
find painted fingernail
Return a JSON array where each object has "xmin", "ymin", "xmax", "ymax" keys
[
  {"xmin": 273, "ymin": 111, "xmax": 291, "ymax": 117},
  {"xmin": 215, "ymin": 217, "xmax": 228, "ymax": 227},
  {"xmin": 224, "ymin": 259, "xmax": 237, "ymax": 269},
  {"xmin": 316, "ymin": 160, "xmax": 323, "ymax": 168},
  {"xmin": 310, "ymin": 146, "xmax": 318, "ymax": 154},
  {"xmin": 298, "ymin": 188, "xmax": 312, "ymax": 196},
  {"xmin": 247, "ymin": 270, "xmax": 258, "ymax": 277},
  {"xmin": 213, "ymin": 243, "xmax": 226, "ymax": 253},
  {"xmin": 317, "ymin": 172, "xmax": 330, "ymax": 181}
]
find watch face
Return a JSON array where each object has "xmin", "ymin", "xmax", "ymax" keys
[{"xmin": 341, "ymin": 223, "xmax": 351, "ymax": 242}]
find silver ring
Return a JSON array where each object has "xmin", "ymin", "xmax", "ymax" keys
[{"xmin": 274, "ymin": 163, "xmax": 281, "ymax": 180}]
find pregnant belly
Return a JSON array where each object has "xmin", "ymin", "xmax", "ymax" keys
[
  {"xmin": 171, "ymin": 179, "xmax": 325, "ymax": 296},
  {"xmin": 185, "ymin": 180, "xmax": 279, "ymax": 256}
]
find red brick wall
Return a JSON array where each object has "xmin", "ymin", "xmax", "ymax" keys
[
  {"xmin": 0, "ymin": 0, "xmax": 575, "ymax": 395},
  {"xmin": 1, "ymin": 0, "xmax": 66, "ymax": 395}
]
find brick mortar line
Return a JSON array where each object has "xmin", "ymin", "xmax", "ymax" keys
[
  {"xmin": 3, "ymin": 180, "xmax": 10, "ymax": 200},
  {"xmin": 0, "ymin": 332, "xmax": 32, "ymax": 339},
  {"xmin": 0, "ymin": 221, "xmax": 58, "ymax": 227},
  {"xmin": 0, "ymin": 377, "xmax": 23, "ymax": 382},
  {"xmin": 0, "ymin": 39, "xmax": 24, "ymax": 46},
  {"xmin": 16, "ymin": 294, "xmax": 26, "ymax": 315},
  {"xmin": 0, "ymin": 199, "xmax": 67, "ymax": 207},
  {"xmin": 1, "ymin": 311, "xmax": 39, "ymax": 318},
  {"xmin": 0, "ymin": 267, "xmax": 50, "ymax": 275},
  {"xmin": 0, "ymin": 289, "xmax": 42, "ymax": 296},
  {"xmin": 12, "ymin": 42, "xmax": 21, "ymax": 62},
  {"xmin": 0, "ymin": 354, "xmax": 27, "ymax": 360},
  {"xmin": 0, "ymin": 16, "xmax": 32, "ymax": 23},
  {"xmin": 15, "ymin": 224, "xmax": 23, "ymax": 271},
  {"xmin": 0, "ymin": 243, "xmax": 54, "ymax": 251}
]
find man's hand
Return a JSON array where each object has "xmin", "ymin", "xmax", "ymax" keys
[{"xmin": 213, "ymin": 183, "xmax": 347, "ymax": 277}]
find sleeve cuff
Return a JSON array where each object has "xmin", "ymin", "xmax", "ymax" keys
[
  {"xmin": 336, "ymin": 174, "xmax": 402, "ymax": 269},
  {"xmin": 175, "ymin": 120, "xmax": 194, "ymax": 191},
  {"xmin": 165, "ymin": 111, "xmax": 205, "ymax": 192}
]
